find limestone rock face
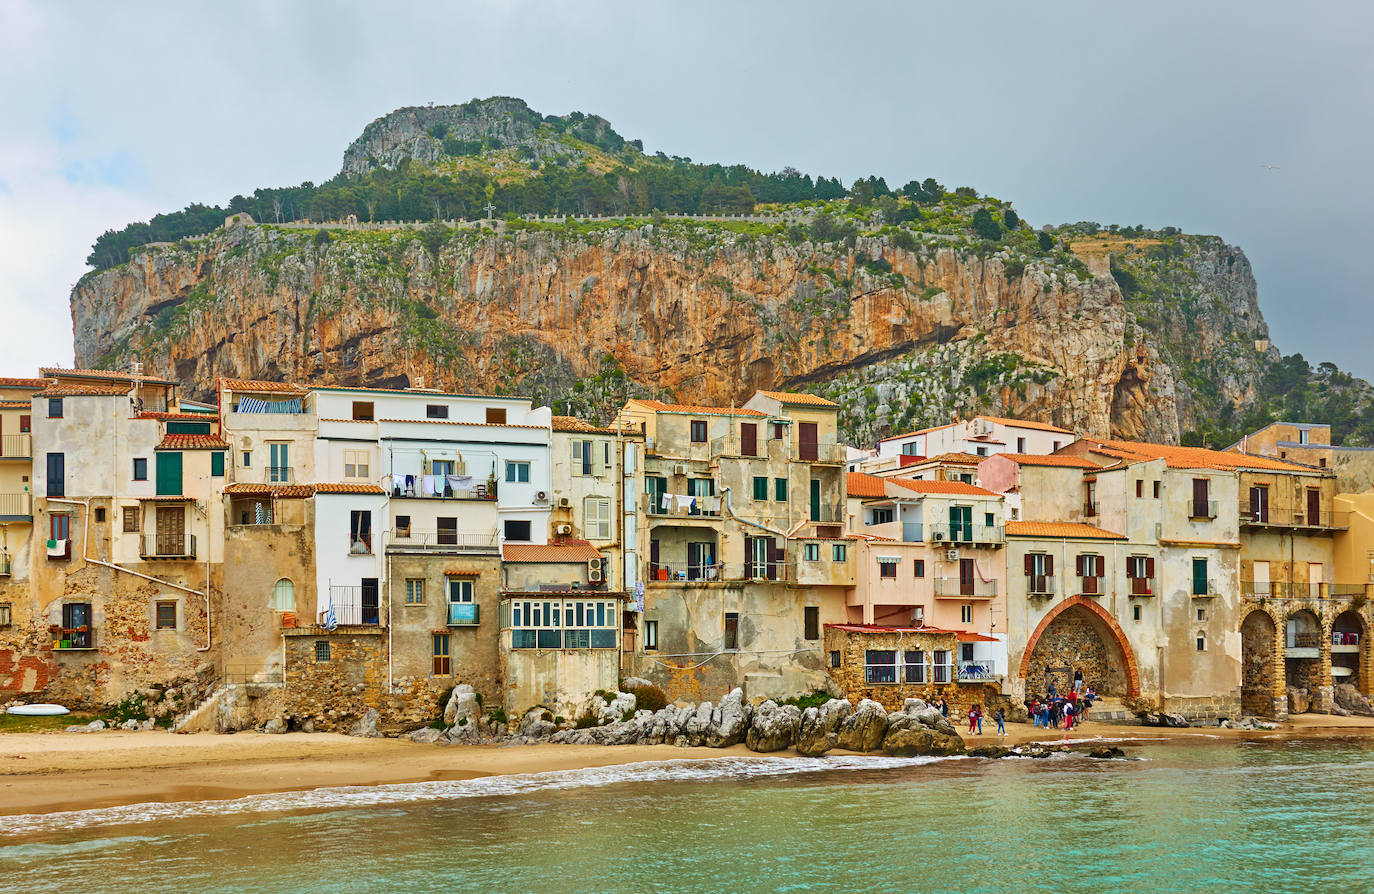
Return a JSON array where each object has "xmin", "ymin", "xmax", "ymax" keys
[
  {"xmin": 69, "ymin": 220, "xmax": 1275, "ymax": 444},
  {"xmin": 705, "ymin": 688, "xmax": 752, "ymax": 748},
  {"xmin": 443, "ymin": 684, "xmax": 481, "ymax": 726},
  {"xmin": 348, "ymin": 708, "xmax": 383, "ymax": 738},
  {"xmin": 836, "ymin": 699, "xmax": 889, "ymax": 752},
  {"xmin": 881, "ymin": 727, "xmax": 965, "ymax": 757},
  {"xmin": 745, "ymin": 700, "xmax": 801, "ymax": 753}
]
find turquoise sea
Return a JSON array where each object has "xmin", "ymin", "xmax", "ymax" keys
[{"xmin": 3, "ymin": 737, "xmax": 1374, "ymax": 893}]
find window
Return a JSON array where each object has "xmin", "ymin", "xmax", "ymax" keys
[
  {"xmin": 830, "ymin": 650, "xmax": 841, "ymax": 668},
  {"xmin": 961, "ymin": 604, "xmax": 973, "ymax": 624},
  {"xmin": 803, "ymin": 543, "xmax": 820, "ymax": 561},
  {"xmin": 404, "ymin": 579, "xmax": 425, "ymax": 605},
  {"xmin": 46, "ymin": 452, "xmax": 64, "ymax": 497},
  {"xmin": 865, "ymin": 650, "xmax": 897, "ymax": 684},
  {"xmin": 740, "ymin": 423, "xmax": 758, "ymax": 457},
  {"xmin": 1197, "ymin": 607, "xmax": 1206, "ymax": 622},
  {"xmin": 913, "ymin": 559, "xmax": 925, "ymax": 578},
  {"xmin": 832, "ymin": 544, "xmax": 847, "ymax": 562},
  {"xmin": 1127, "ymin": 556, "xmax": 1155, "ymax": 595},
  {"xmin": 571, "ymin": 439, "xmax": 595, "ymax": 476},
  {"xmin": 315, "ymin": 641, "xmax": 330, "ymax": 662},
  {"xmin": 878, "ymin": 559, "xmax": 898, "ymax": 579},
  {"xmin": 426, "ymin": 404, "xmax": 449, "ymax": 419},
  {"xmin": 932, "ymin": 649, "xmax": 951, "ymax": 683},
  {"xmin": 644, "ymin": 619, "xmax": 659, "ymax": 650},
  {"xmin": 351, "ymin": 401, "xmax": 374, "ymax": 421},
  {"xmin": 93, "ymin": 507, "xmax": 106, "ymax": 523},
  {"xmin": 155, "ymin": 601, "xmax": 177, "ymax": 630},
  {"xmin": 1025, "ymin": 553, "xmax": 1053, "ymax": 593},
  {"xmin": 1133, "ymin": 605, "xmax": 1142, "ymax": 621},
  {"xmin": 273, "ymin": 579, "xmax": 295, "ymax": 611},
  {"xmin": 155, "ymin": 451, "xmax": 183, "ymax": 496},
  {"xmin": 585, "ymin": 497, "xmax": 612, "ymax": 539},
  {"xmin": 433, "ymin": 633, "xmax": 452, "ymax": 675},
  {"xmin": 133, "ymin": 457, "xmax": 148, "ymax": 481},
  {"xmin": 431, "ymin": 459, "xmax": 455, "ymax": 479},
  {"xmin": 975, "ymin": 446, "xmax": 988, "ymax": 457},
  {"xmin": 1152, "ymin": 481, "xmax": 1160, "ymax": 498},
  {"xmin": 690, "ymin": 420, "xmax": 708, "ymax": 443},
  {"xmin": 349, "ymin": 510, "xmax": 372, "ymax": 552},
  {"xmin": 1052, "ymin": 440, "xmax": 1062, "ymax": 451},
  {"xmin": 1135, "ymin": 479, "xmax": 1143, "ymax": 498},
  {"xmin": 1077, "ymin": 554, "xmax": 1104, "ymax": 594},
  {"xmin": 61, "ymin": 602, "xmax": 91, "ymax": 648},
  {"xmin": 753, "ymin": 476, "xmax": 769, "ymax": 501},
  {"xmin": 774, "ymin": 478, "xmax": 787, "ymax": 502},
  {"xmin": 723, "ymin": 612, "xmax": 739, "ymax": 650},
  {"xmin": 869, "ymin": 507, "xmax": 894, "ymax": 525},
  {"xmin": 437, "ymin": 516, "xmax": 458, "ymax": 545},
  {"xmin": 48, "ymin": 398, "xmax": 63, "ymax": 418},
  {"xmin": 1191, "ymin": 478, "xmax": 1211, "ymax": 518},
  {"xmin": 1196, "ymin": 635, "xmax": 1206, "ymax": 652},
  {"xmin": 504, "ymin": 519, "xmax": 531, "ymax": 541},
  {"xmin": 804, "ymin": 606, "xmax": 820, "ymax": 640},
  {"xmin": 395, "ymin": 515, "xmax": 411, "ymax": 537},
  {"xmin": 242, "ymin": 450, "xmax": 252, "ymax": 468},
  {"xmin": 50, "ymin": 513, "xmax": 70, "ymax": 541},
  {"xmin": 122, "ymin": 506, "xmax": 139, "ymax": 533},
  {"xmin": 505, "ymin": 461, "xmax": 530, "ymax": 483},
  {"xmin": 1192, "ymin": 557, "xmax": 1209, "ymax": 596},
  {"xmin": 1016, "ymin": 437, "xmax": 1027, "ymax": 452},
  {"xmin": 772, "ymin": 422, "xmax": 787, "ymax": 440},
  {"xmin": 19, "ymin": 415, "xmax": 30, "ymax": 433},
  {"xmin": 901, "ymin": 442, "xmax": 920, "ymax": 456},
  {"xmin": 1299, "ymin": 429, "xmax": 1309, "ymax": 445},
  {"xmin": 211, "ymin": 451, "xmax": 225, "ymax": 477},
  {"xmin": 485, "ymin": 407, "xmax": 507, "ymax": 424},
  {"xmin": 343, "ymin": 450, "xmax": 369, "ymax": 481},
  {"xmin": 904, "ymin": 650, "xmax": 926, "ymax": 683},
  {"xmin": 0, "ymin": 603, "xmax": 9, "ymax": 627}
]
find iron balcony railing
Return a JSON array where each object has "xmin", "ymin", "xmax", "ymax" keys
[
  {"xmin": 447, "ymin": 603, "xmax": 480, "ymax": 626},
  {"xmin": 1082, "ymin": 500, "xmax": 1098, "ymax": 517},
  {"xmin": 264, "ymin": 466, "xmax": 295, "ymax": 485},
  {"xmin": 1243, "ymin": 580, "xmax": 1285, "ymax": 598},
  {"xmin": 1287, "ymin": 632, "xmax": 1321, "ymax": 649},
  {"xmin": 648, "ymin": 561, "xmax": 788, "ymax": 583},
  {"xmin": 322, "ymin": 585, "xmax": 380, "ymax": 626},
  {"xmin": 644, "ymin": 492, "xmax": 722, "ymax": 518},
  {"xmin": 934, "ymin": 577, "xmax": 998, "ymax": 598},
  {"xmin": 1240, "ymin": 504, "xmax": 1348, "ymax": 530},
  {"xmin": 957, "ymin": 660, "xmax": 998, "ymax": 682},
  {"xmin": 1026, "ymin": 575, "xmax": 1057, "ymax": 597},
  {"xmin": 0, "ymin": 493, "xmax": 32, "ymax": 517},
  {"xmin": 387, "ymin": 528, "xmax": 499, "ymax": 552},
  {"xmin": 1188, "ymin": 499, "xmax": 1219, "ymax": 520},
  {"xmin": 141, "ymin": 533, "xmax": 197, "ymax": 560},
  {"xmin": 649, "ymin": 561, "xmax": 724, "ymax": 582},
  {"xmin": 927, "ymin": 523, "xmax": 1004, "ymax": 545},
  {"xmin": 390, "ymin": 478, "xmax": 494, "ymax": 500},
  {"xmin": 0, "ymin": 434, "xmax": 31, "ymax": 458}
]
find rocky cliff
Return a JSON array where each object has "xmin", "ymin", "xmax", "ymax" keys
[{"xmin": 71, "ymin": 213, "xmax": 1272, "ymax": 444}]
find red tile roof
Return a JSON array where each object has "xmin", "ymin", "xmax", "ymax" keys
[
  {"xmin": 224, "ymin": 483, "xmax": 273, "ymax": 495},
  {"xmin": 502, "ymin": 540, "xmax": 604, "ymax": 563},
  {"xmin": 221, "ymin": 378, "xmax": 308, "ymax": 394},
  {"xmin": 38, "ymin": 384, "xmax": 131, "ymax": 397},
  {"xmin": 1005, "ymin": 521, "xmax": 1127, "ymax": 540},
  {"xmin": 0, "ymin": 400, "xmax": 30, "ymax": 409},
  {"xmin": 973, "ymin": 415, "xmax": 1074, "ymax": 434},
  {"xmin": 957, "ymin": 632, "xmax": 1000, "ymax": 642},
  {"xmin": 847, "ymin": 472, "xmax": 888, "ymax": 498},
  {"xmin": 626, "ymin": 399, "xmax": 767, "ymax": 417},
  {"xmin": 40, "ymin": 367, "xmax": 176, "ymax": 386},
  {"xmin": 753, "ymin": 390, "xmax": 838, "ymax": 408},
  {"xmin": 136, "ymin": 495, "xmax": 195, "ymax": 502},
  {"xmin": 925, "ymin": 452, "xmax": 983, "ymax": 465},
  {"xmin": 314, "ymin": 483, "xmax": 387, "ymax": 495},
  {"xmin": 0, "ymin": 377, "xmax": 50, "ymax": 390},
  {"xmin": 135, "ymin": 411, "xmax": 217, "ymax": 422},
  {"xmin": 551, "ymin": 415, "xmax": 637, "ymax": 435},
  {"xmin": 994, "ymin": 453, "xmax": 1103, "ymax": 469},
  {"xmin": 1080, "ymin": 438, "xmax": 1313, "ymax": 473},
  {"xmin": 156, "ymin": 434, "xmax": 229, "ymax": 450},
  {"xmin": 889, "ymin": 479, "xmax": 998, "ymax": 497}
]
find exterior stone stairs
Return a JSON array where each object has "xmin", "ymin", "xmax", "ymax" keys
[{"xmin": 1082, "ymin": 696, "xmax": 1134, "ymax": 723}]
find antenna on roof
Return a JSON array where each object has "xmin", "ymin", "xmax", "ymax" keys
[
  {"xmin": 414, "ymin": 375, "xmax": 425, "ymax": 389},
  {"xmin": 130, "ymin": 360, "xmax": 143, "ymax": 376}
]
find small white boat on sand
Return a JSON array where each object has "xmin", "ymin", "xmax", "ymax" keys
[{"xmin": 6, "ymin": 704, "xmax": 70, "ymax": 716}]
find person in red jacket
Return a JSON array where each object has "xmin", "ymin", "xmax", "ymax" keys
[{"xmin": 968, "ymin": 704, "xmax": 978, "ymax": 734}]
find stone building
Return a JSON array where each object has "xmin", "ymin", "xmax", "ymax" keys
[
  {"xmin": 0, "ymin": 377, "xmax": 46, "ymax": 690},
  {"xmin": 859, "ymin": 415, "xmax": 1075, "ymax": 471},
  {"xmin": 823, "ymin": 623, "xmax": 1002, "ymax": 715},
  {"xmin": 1228, "ymin": 421, "xmax": 1374, "ymax": 493}
]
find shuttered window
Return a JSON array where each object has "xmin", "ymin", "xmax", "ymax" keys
[{"xmin": 155, "ymin": 452, "xmax": 183, "ymax": 496}]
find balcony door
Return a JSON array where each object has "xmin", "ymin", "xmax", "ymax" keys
[
  {"xmin": 949, "ymin": 505, "xmax": 972, "ymax": 542},
  {"xmin": 1306, "ymin": 488, "xmax": 1321, "ymax": 526},
  {"xmin": 156, "ymin": 506, "xmax": 185, "ymax": 556},
  {"xmin": 1252, "ymin": 561, "xmax": 1270, "ymax": 597},
  {"xmin": 687, "ymin": 541, "xmax": 716, "ymax": 580},
  {"xmin": 798, "ymin": 423, "xmax": 818, "ymax": 461},
  {"xmin": 809, "ymin": 478, "xmax": 821, "ymax": 522},
  {"xmin": 1249, "ymin": 485, "xmax": 1269, "ymax": 523},
  {"xmin": 361, "ymin": 578, "xmax": 379, "ymax": 625},
  {"xmin": 959, "ymin": 558, "xmax": 975, "ymax": 596},
  {"xmin": 269, "ymin": 443, "xmax": 290, "ymax": 483}
]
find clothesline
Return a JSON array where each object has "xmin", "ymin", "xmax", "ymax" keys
[{"xmin": 658, "ymin": 493, "xmax": 721, "ymax": 513}]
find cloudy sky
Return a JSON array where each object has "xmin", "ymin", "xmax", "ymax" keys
[{"xmin": 1, "ymin": 1, "xmax": 1371, "ymax": 378}]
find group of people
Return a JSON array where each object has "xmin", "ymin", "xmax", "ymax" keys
[
  {"xmin": 967, "ymin": 703, "xmax": 1008, "ymax": 736},
  {"xmin": 1028, "ymin": 669, "xmax": 1096, "ymax": 731}
]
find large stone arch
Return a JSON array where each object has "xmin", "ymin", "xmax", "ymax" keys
[
  {"xmin": 1019, "ymin": 595, "xmax": 1140, "ymax": 699},
  {"xmin": 1332, "ymin": 609, "xmax": 1369, "ymax": 696},
  {"xmin": 1241, "ymin": 609, "xmax": 1279, "ymax": 716}
]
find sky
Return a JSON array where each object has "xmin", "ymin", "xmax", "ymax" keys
[{"xmin": 1, "ymin": 1, "xmax": 1371, "ymax": 378}]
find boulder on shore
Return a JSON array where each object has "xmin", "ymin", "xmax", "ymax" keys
[
  {"xmin": 745, "ymin": 700, "xmax": 801, "ymax": 752},
  {"xmin": 443, "ymin": 684, "xmax": 482, "ymax": 726},
  {"xmin": 348, "ymin": 708, "xmax": 383, "ymax": 738},
  {"xmin": 795, "ymin": 699, "xmax": 852, "ymax": 756},
  {"xmin": 880, "ymin": 699, "xmax": 965, "ymax": 756},
  {"xmin": 1334, "ymin": 683, "xmax": 1374, "ymax": 716},
  {"xmin": 705, "ymin": 688, "xmax": 752, "ymax": 748},
  {"xmin": 1287, "ymin": 687, "xmax": 1311, "ymax": 715},
  {"xmin": 836, "ymin": 699, "xmax": 888, "ymax": 752}
]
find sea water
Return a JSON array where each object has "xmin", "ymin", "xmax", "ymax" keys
[{"xmin": 3, "ymin": 738, "xmax": 1374, "ymax": 893}]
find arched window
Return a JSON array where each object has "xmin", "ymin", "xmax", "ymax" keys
[{"xmin": 273, "ymin": 578, "xmax": 295, "ymax": 611}]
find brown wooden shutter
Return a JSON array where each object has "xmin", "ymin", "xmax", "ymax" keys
[
  {"xmin": 1044, "ymin": 554, "xmax": 1054, "ymax": 576},
  {"xmin": 740, "ymin": 423, "xmax": 757, "ymax": 457},
  {"xmin": 1075, "ymin": 555, "xmax": 1085, "ymax": 576},
  {"xmin": 1024, "ymin": 554, "xmax": 1034, "ymax": 575},
  {"xmin": 1192, "ymin": 478, "xmax": 1208, "ymax": 514},
  {"xmin": 1145, "ymin": 557, "xmax": 1155, "ymax": 578},
  {"xmin": 798, "ymin": 423, "xmax": 818, "ymax": 461}
]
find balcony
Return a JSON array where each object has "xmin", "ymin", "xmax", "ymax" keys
[
  {"xmin": 52, "ymin": 628, "xmax": 95, "ymax": 651},
  {"xmin": 934, "ymin": 577, "xmax": 998, "ymax": 599},
  {"xmin": 1332, "ymin": 631, "xmax": 1361, "ymax": 653},
  {"xmin": 1188, "ymin": 499, "xmax": 1219, "ymax": 520},
  {"xmin": 447, "ymin": 602, "xmax": 480, "ymax": 626},
  {"xmin": 649, "ymin": 561, "xmax": 725, "ymax": 582},
  {"xmin": 644, "ymin": 492, "xmax": 721, "ymax": 519},
  {"xmin": 957, "ymin": 660, "xmax": 998, "ymax": 682},
  {"xmin": 1082, "ymin": 501, "xmax": 1098, "ymax": 518},
  {"xmin": 927, "ymin": 523, "xmax": 1004, "ymax": 546},
  {"xmin": 141, "ymin": 533, "xmax": 197, "ymax": 560},
  {"xmin": 1190, "ymin": 579, "xmax": 1219, "ymax": 598},
  {"xmin": 1243, "ymin": 580, "xmax": 1286, "ymax": 599},
  {"xmin": 1285, "ymin": 631, "xmax": 1321, "ymax": 658},
  {"xmin": 263, "ymin": 466, "xmax": 295, "ymax": 485},
  {"xmin": 0, "ymin": 433, "xmax": 31, "ymax": 459},
  {"xmin": 1240, "ymin": 504, "xmax": 1348, "ymax": 531},
  {"xmin": 389, "ymin": 477, "xmax": 494, "ymax": 501},
  {"xmin": 901, "ymin": 522, "xmax": 923, "ymax": 542},
  {"xmin": 1026, "ymin": 575, "xmax": 1057, "ymax": 597},
  {"xmin": 648, "ymin": 561, "xmax": 788, "ymax": 583},
  {"xmin": 796, "ymin": 441, "xmax": 847, "ymax": 465},
  {"xmin": 0, "ymin": 493, "xmax": 32, "ymax": 519},
  {"xmin": 387, "ymin": 528, "xmax": 499, "ymax": 554},
  {"xmin": 322, "ymin": 585, "xmax": 380, "ymax": 626},
  {"xmin": 1127, "ymin": 576, "xmax": 1157, "ymax": 597}
]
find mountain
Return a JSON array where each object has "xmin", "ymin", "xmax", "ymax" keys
[{"xmin": 70, "ymin": 97, "xmax": 1374, "ymax": 447}]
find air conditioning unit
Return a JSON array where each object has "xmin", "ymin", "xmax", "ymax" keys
[
  {"xmin": 913, "ymin": 606, "xmax": 925, "ymax": 624},
  {"xmin": 932, "ymin": 531, "xmax": 946, "ymax": 542},
  {"xmin": 673, "ymin": 464, "xmax": 687, "ymax": 476},
  {"xmin": 534, "ymin": 491, "xmax": 548, "ymax": 503},
  {"xmin": 558, "ymin": 497, "xmax": 570, "ymax": 508},
  {"xmin": 945, "ymin": 549, "xmax": 960, "ymax": 562},
  {"xmin": 587, "ymin": 557, "xmax": 604, "ymax": 582},
  {"xmin": 556, "ymin": 523, "xmax": 573, "ymax": 536}
]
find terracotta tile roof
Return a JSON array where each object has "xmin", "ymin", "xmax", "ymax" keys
[
  {"xmin": 0, "ymin": 400, "xmax": 30, "ymax": 408},
  {"xmin": 627, "ymin": 399, "xmax": 767, "ymax": 417},
  {"xmin": 38, "ymin": 384, "xmax": 132, "ymax": 397},
  {"xmin": 845, "ymin": 532, "xmax": 896, "ymax": 541},
  {"xmin": 551, "ymin": 415, "xmax": 636, "ymax": 435},
  {"xmin": 224, "ymin": 483, "xmax": 273, "ymax": 495},
  {"xmin": 310, "ymin": 384, "xmax": 530, "ymax": 400},
  {"xmin": 994, "ymin": 453, "xmax": 1103, "ymax": 469},
  {"xmin": 0, "ymin": 377, "xmax": 51, "ymax": 390},
  {"xmin": 879, "ymin": 423, "xmax": 956, "ymax": 442},
  {"xmin": 40, "ymin": 367, "xmax": 176, "ymax": 386},
  {"xmin": 753, "ymin": 390, "xmax": 838, "ymax": 408},
  {"xmin": 224, "ymin": 482, "xmax": 314, "ymax": 498},
  {"xmin": 926, "ymin": 452, "xmax": 983, "ymax": 465},
  {"xmin": 221, "ymin": 378, "xmax": 308, "ymax": 394},
  {"xmin": 847, "ymin": 472, "xmax": 888, "ymax": 498},
  {"xmin": 314, "ymin": 482, "xmax": 387, "ymax": 495},
  {"xmin": 957, "ymin": 632, "xmax": 1000, "ymax": 642},
  {"xmin": 135, "ymin": 411, "xmax": 217, "ymax": 421},
  {"xmin": 156, "ymin": 434, "xmax": 229, "ymax": 450},
  {"xmin": 502, "ymin": 540, "xmax": 604, "ymax": 562},
  {"xmin": 1082, "ymin": 439, "xmax": 1313, "ymax": 473},
  {"xmin": 973, "ymin": 415, "xmax": 1074, "ymax": 434},
  {"xmin": 136, "ymin": 495, "xmax": 195, "ymax": 502},
  {"xmin": 1006, "ymin": 521, "xmax": 1127, "ymax": 540},
  {"xmin": 889, "ymin": 479, "xmax": 998, "ymax": 497}
]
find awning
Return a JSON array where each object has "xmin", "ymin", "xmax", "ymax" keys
[{"xmin": 957, "ymin": 632, "xmax": 999, "ymax": 642}]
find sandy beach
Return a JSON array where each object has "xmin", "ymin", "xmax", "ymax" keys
[{"xmin": 4, "ymin": 714, "xmax": 1373, "ymax": 817}]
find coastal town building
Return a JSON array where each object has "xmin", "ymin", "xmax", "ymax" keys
[
  {"xmin": 1228, "ymin": 421, "xmax": 1374, "ymax": 493},
  {"xmin": 853, "ymin": 415, "xmax": 1074, "ymax": 474}
]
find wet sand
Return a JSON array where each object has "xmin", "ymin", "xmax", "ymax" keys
[{"xmin": 4, "ymin": 714, "xmax": 1372, "ymax": 817}]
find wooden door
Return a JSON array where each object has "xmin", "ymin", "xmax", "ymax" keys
[
  {"xmin": 740, "ymin": 423, "xmax": 757, "ymax": 457},
  {"xmin": 1306, "ymin": 488, "xmax": 1321, "ymax": 526},
  {"xmin": 156, "ymin": 506, "xmax": 184, "ymax": 556},
  {"xmin": 798, "ymin": 423, "xmax": 818, "ymax": 461},
  {"xmin": 959, "ymin": 558, "xmax": 975, "ymax": 595},
  {"xmin": 1192, "ymin": 478, "xmax": 1209, "ymax": 517},
  {"xmin": 1249, "ymin": 485, "xmax": 1268, "ymax": 522}
]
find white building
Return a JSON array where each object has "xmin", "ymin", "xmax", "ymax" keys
[{"xmin": 856, "ymin": 415, "xmax": 1076, "ymax": 472}]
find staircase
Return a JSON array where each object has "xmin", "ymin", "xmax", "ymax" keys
[{"xmin": 1082, "ymin": 697, "xmax": 1134, "ymax": 724}]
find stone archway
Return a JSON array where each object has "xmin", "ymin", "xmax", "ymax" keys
[
  {"xmin": 1332, "ymin": 610, "xmax": 1367, "ymax": 695},
  {"xmin": 1020, "ymin": 595, "xmax": 1140, "ymax": 700},
  {"xmin": 1241, "ymin": 610, "xmax": 1278, "ymax": 717}
]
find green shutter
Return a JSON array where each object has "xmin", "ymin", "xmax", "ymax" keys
[
  {"xmin": 166, "ymin": 421, "xmax": 212, "ymax": 435},
  {"xmin": 1192, "ymin": 558, "xmax": 1208, "ymax": 595},
  {"xmin": 810, "ymin": 478, "xmax": 821, "ymax": 521},
  {"xmin": 774, "ymin": 478, "xmax": 788, "ymax": 502},
  {"xmin": 211, "ymin": 451, "xmax": 225, "ymax": 477},
  {"xmin": 155, "ymin": 451, "xmax": 183, "ymax": 496},
  {"xmin": 753, "ymin": 477, "xmax": 768, "ymax": 501}
]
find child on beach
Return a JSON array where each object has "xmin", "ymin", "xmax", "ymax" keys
[
  {"xmin": 1064, "ymin": 701, "xmax": 1075, "ymax": 731},
  {"xmin": 968, "ymin": 705, "xmax": 978, "ymax": 734},
  {"xmin": 995, "ymin": 707, "xmax": 1006, "ymax": 736}
]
